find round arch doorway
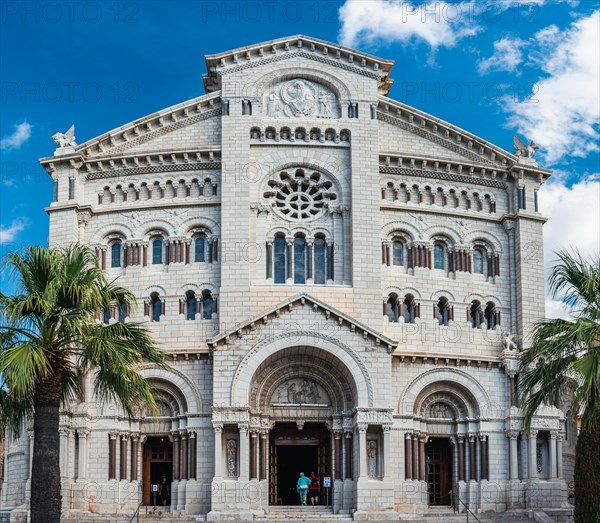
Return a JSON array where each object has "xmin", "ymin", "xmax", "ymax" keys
[
  {"xmin": 269, "ymin": 422, "xmax": 331, "ymax": 506},
  {"xmin": 244, "ymin": 346, "xmax": 361, "ymax": 508}
]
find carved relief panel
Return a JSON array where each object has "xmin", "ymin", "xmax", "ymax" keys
[
  {"xmin": 271, "ymin": 379, "xmax": 330, "ymax": 406},
  {"xmin": 264, "ymin": 79, "xmax": 340, "ymax": 119}
]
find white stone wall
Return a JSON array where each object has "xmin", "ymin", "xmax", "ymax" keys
[{"xmin": 8, "ymin": 35, "xmax": 568, "ymax": 521}]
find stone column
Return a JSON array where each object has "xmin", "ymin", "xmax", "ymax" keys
[
  {"xmin": 181, "ymin": 431, "xmax": 188, "ymax": 480},
  {"xmin": 27, "ymin": 428, "xmax": 34, "ymax": 479},
  {"xmin": 419, "ymin": 435, "xmax": 426, "ymax": 481},
  {"xmin": 239, "ymin": 424, "xmax": 249, "ymax": 480},
  {"xmin": 78, "ymin": 429, "xmax": 90, "ymax": 480},
  {"xmin": 214, "ymin": 424, "xmax": 223, "ymax": 479},
  {"xmin": 259, "ymin": 432, "xmax": 268, "ymax": 481},
  {"xmin": 120, "ymin": 432, "xmax": 128, "ymax": 481},
  {"xmin": 189, "ymin": 432, "xmax": 197, "ymax": 480},
  {"xmin": 412, "ymin": 434, "xmax": 419, "ymax": 481},
  {"xmin": 549, "ymin": 431, "xmax": 558, "ymax": 479},
  {"xmin": 508, "ymin": 431, "xmax": 519, "ymax": 480},
  {"xmin": 449, "ymin": 437, "xmax": 457, "ymax": 484},
  {"xmin": 358, "ymin": 425, "xmax": 368, "ymax": 478},
  {"xmin": 59, "ymin": 428, "xmax": 69, "ymax": 478},
  {"xmin": 169, "ymin": 431, "xmax": 179, "ymax": 481},
  {"xmin": 404, "ymin": 433, "xmax": 412, "ymax": 480},
  {"xmin": 334, "ymin": 432, "xmax": 342, "ymax": 480},
  {"xmin": 131, "ymin": 435, "xmax": 139, "ymax": 481},
  {"xmin": 469, "ymin": 435, "xmax": 477, "ymax": 481},
  {"xmin": 480, "ymin": 434, "xmax": 488, "ymax": 480},
  {"xmin": 109, "ymin": 432, "xmax": 118, "ymax": 480},
  {"xmin": 344, "ymin": 431, "xmax": 353, "ymax": 480},
  {"xmin": 557, "ymin": 434, "xmax": 564, "ymax": 479},
  {"xmin": 383, "ymin": 426, "xmax": 391, "ymax": 479},
  {"xmin": 529, "ymin": 430, "xmax": 538, "ymax": 479},
  {"xmin": 458, "ymin": 435, "xmax": 465, "ymax": 481},
  {"xmin": 250, "ymin": 432, "xmax": 258, "ymax": 480}
]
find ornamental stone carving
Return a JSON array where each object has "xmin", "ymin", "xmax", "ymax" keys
[
  {"xmin": 226, "ymin": 439, "xmax": 237, "ymax": 477},
  {"xmin": 272, "ymin": 379, "xmax": 329, "ymax": 406},
  {"xmin": 264, "ymin": 79, "xmax": 340, "ymax": 118}
]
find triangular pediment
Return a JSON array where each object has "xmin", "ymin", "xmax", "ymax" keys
[
  {"xmin": 203, "ymin": 34, "xmax": 394, "ymax": 95},
  {"xmin": 207, "ymin": 293, "xmax": 397, "ymax": 353}
]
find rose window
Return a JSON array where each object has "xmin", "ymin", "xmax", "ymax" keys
[{"xmin": 264, "ymin": 169, "xmax": 337, "ymax": 222}]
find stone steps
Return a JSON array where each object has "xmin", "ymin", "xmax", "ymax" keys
[{"xmin": 256, "ymin": 506, "xmax": 352, "ymax": 521}]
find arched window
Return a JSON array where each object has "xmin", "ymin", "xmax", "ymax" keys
[
  {"xmin": 470, "ymin": 300, "xmax": 482, "ymax": 328},
  {"xmin": 186, "ymin": 291, "xmax": 197, "ymax": 321},
  {"xmin": 151, "ymin": 292, "xmax": 162, "ymax": 322},
  {"xmin": 194, "ymin": 236, "xmax": 206, "ymax": 262},
  {"xmin": 273, "ymin": 235, "xmax": 287, "ymax": 284},
  {"xmin": 392, "ymin": 240, "xmax": 404, "ymax": 266},
  {"xmin": 152, "ymin": 239, "xmax": 163, "ymax": 265},
  {"xmin": 110, "ymin": 242, "xmax": 121, "ymax": 268},
  {"xmin": 314, "ymin": 236, "xmax": 327, "ymax": 285},
  {"xmin": 485, "ymin": 302, "xmax": 497, "ymax": 329},
  {"xmin": 437, "ymin": 297, "xmax": 450, "ymax": 326},
  {"xmin": 118, "ymin": 302, "xmax": 127, "ymax": 323},
  {"xmin": 385, "ymin": 295, "xmax": 399, "ymax": 323},
  {"xmin": 403, "ymin": 294, "xmax": 417, "ymax": 324},
  {"xmin": 473, "ymin": 248, "xmax": 485, "ymax": 274},
  {"xmin": 433, "ymin": 244, "xmax": 445, "ymax": 270},
  {"xmin": 293, "ymin": 235, "xmax": 307, "ymax": 284},
  {"xmin": 202, "ymin": 291, "xmax": 213, "ymax": 320}
]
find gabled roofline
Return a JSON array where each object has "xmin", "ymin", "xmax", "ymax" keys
[
  {"xmin": 203, "ymin": 34, "xmax": 395, "ymax": 95},
  {"xmin": 39, "ymin": 91, "xmax": 223, "ymax": 167},
  {"xmin": 207, "ymin": 292, "xmax": 398, "ymax": 352},
  {"xmin": 377, "ymin": 96, "xmax": 552, "ymax": 180}
]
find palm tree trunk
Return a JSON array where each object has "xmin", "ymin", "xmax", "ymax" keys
[
  {"xmin": 574, "ymin": 402, "xmax": 600, "ymax": 523},
  {"xmin": 31, "ymin": 372, "xmax": 62, "ymax": 523}
]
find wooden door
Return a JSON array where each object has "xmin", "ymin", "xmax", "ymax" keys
[
  {"xmin": 427, "ymin": 439, "xmax": 452, "ymax": 505},
  {"xmin": 269, "ymin": 444, "xmax": 278, "ymax": 505}
]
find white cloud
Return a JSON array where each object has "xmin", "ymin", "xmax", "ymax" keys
[
  {"xmin": 504, "ymin": 10, "xmax": 600, "ymax": 163},
  {"xmin": 539, "ymin": 174, "xmax": 600, "ymax": 317},
  {"xmin": 338, "ymin": 0, "xmax": 479, "ymax": 49},
  {"xmin": 478, "ymin": 36, "xmax": 525, "ymax": 74},
  {"xmin": 0, "ymin": 219, "xmax": 29, "ymax": 244},
  {"xmin": 0, "ymin": 122, "xmax": 32, "ymax": 151}
]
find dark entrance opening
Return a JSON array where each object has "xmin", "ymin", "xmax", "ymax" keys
[
  {"xmin": 143, "ymin": 436, "xmax": 173, "ymax": 506},
  {"xmin": 426, "ymin": 437, "xmax": 452, "ymax": 506},
  {"xmin": 276, "ymin": 445, "xmax": 318, "ymax": 505},
  {"xmin": 269, "ymin": 422, "xmax": 331, "ymax": 506}
]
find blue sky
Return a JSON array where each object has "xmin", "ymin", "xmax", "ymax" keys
[{"xmin": 1, "ymin": 0, "xmax": 599, "ymax": 315}]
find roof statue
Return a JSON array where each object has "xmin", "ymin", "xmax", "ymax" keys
[
  {"xmin": 52, "ymin": 124, "xmax": 76, "ymax": 148},
  {"xmin": 513, "ymin": 134, "xmax": 539, "ymax": 159}
]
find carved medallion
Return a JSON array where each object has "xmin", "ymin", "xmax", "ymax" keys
[{"xmin": 264, "ymin": 79, "xmax": 340, "ymax": 119}]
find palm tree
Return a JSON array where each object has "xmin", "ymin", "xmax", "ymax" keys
[
  {"xmin": 0, "ymin": 245, "xmax": 167, "ymax": 523},
  {"xmin": 519, "ymin": 250, "xmax": 600, "ymax": 523}
]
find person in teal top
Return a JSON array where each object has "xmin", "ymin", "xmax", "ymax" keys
[{"xmin": 296, "ymin": 472, "xmax": 311, "ymax": 505}]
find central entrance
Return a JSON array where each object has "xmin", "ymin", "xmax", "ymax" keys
[
  {"xmin": 269, "ymin": 422, "xmax": 331, "ymax": 505},
  {"xmin": 142, "ymin": 436, "xmax": 173, "ymax": 506},
  {"xmin": 426, "ymin": 438, "xmax": 452, "ymax": 506}
]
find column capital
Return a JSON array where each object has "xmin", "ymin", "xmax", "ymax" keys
[
  {"xmin": 78, "ymin": 428, "xmax": 91, "ymax": 438},
  {"xmin": 357, "ymin": 424, "xmax": 368, "ymax": 433},
  {"xmin": 529, "ymin": 429, "xmax": 538, "ymax": 438},
  {"xmin": 457, "ymin": 434, "xmax": 466, "ymax": 443},
  {"xmin": 188, "ymin": 431, "xmax": 197, "ymax": 440},
  {"xmin": 479, "ymin": 433, "xmax": 488, "ymax": 442},
  {"xmin": 213, "ymin": 423, "xmax": 224, "ymax": 432},
  {"xmin": 344, "ymin": 430, "xmax": 352, "ymax": 438},
  {"xmin": 550, "ymin": 430, "xmax": 558, "ymax": 439},
  {"xmin": 109, "ymin": 431, "xmax": 119, "ymax": 440},
  {"xmin": 506, "ymin": 430, "xmax": 520, "ymax": 440},
  {"xmin": 238, "ymin": 423, "xmax": 249, "ymax": 432},
  {"xmin": 405, "ymin": 432, "xmax": 413, "ymax": 440},
  {"xmin": 119, "ymin": 431, "xmax": 129, "ymax": 440}
]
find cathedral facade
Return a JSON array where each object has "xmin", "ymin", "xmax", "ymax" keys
[{"xmin": 1, "ymin": 36, "xmax": 575, "ymax": 521}]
